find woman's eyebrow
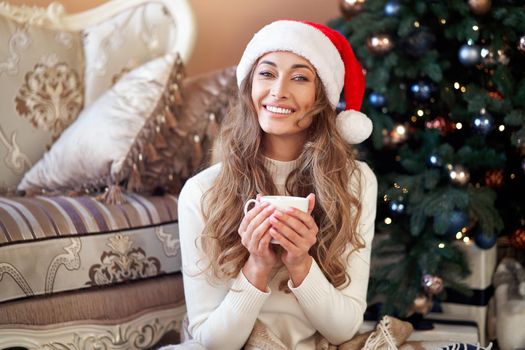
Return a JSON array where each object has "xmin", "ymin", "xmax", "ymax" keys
[
  {"xmin": 291, "ymin": 64, "xmax": 315, "ymax": 73},
  {"xmin": 259, "ymin": 60, "xmax": 276, "ymax": 67},
  {"xmin": 259, "ymin": 60, "xmax": 314, "ymax": 73}
]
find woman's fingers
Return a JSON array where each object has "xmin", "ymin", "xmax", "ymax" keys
[
  {"xmin": 271, "ymin": 224, "xmax": 314, "ymax": 251},
  {"xmin": 245, "ymin": 205, "xmax": 275, "ymax": 236},
  {"xmin": 257, "ymin": 228, "xmax": 274, "ymax": 252},
  {"xmin": 249, "ymin": 218, "xmax": 272, "ymax": 247},
  {"xmin": 269, "ymin": 209, "xmax": 318, "ymax": 256},
  {"xmin": 238, "ymin": 201, "xmax": 270, "ymax": 235},
  {"xmin": 271, "ymin": 210, "xmax": 309, "ymax": 237},
  {"xmin": 271, "ymin": 209, "xmax": 318, "ymax": 238},
  {"xmin": 285, "ymin": 207, "xmax": 318, "ymax": 231},
  {"xmin": 270, "ymin": 212, "xmax": 303, "ymax": 241},
  {"xmin": 239, "ymin": 203, "xmax": 277, "ymax": 256},
  {"xmin": 269, "ymin": 227, "xmax": 295, "ymax": 251}
]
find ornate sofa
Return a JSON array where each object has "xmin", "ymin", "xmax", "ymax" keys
[{"xmin": 0, "ymin": 0, "xmax": 236, "ymax": 348}]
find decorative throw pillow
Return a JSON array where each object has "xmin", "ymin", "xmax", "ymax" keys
[
  {"xmin": 170, "ymin": 66, "xmax": 237, "ymax": 179},
  {"xmin": 17, "ymin": 53, "xmax": 185, "ymax": 202},
  {"xmin": 0, "ymin": 3, "xmax": 84, "ymax": 194},
  {"xmin": 82, "ymin": 1, "xmax": 177, "ymax": 106}
]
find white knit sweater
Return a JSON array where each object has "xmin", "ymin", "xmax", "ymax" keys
[{"xmin": 177, "ymin": 157, "xmax": 378, "ymax": 350}]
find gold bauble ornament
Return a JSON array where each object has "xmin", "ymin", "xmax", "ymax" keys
[
  {"xmin": 366, "ymin": 34, "xmax": 394, "ymax": 55},
  {"xmin": 497, "ymin": 48, "xmax": 510, "ymax": 65},
  {"xmin": 410, "ymin": 293, "xmax": 433, "ymax": 315},
  {"xmin": 340, "ymin": 0, "xmax": 366, "ymax": 18},
  {"xmin": 390, "ymin": 124, "xmax": 409, "ymax": 144},
  {"xmin": 449, "ymin": 164, "xmax": 470, "ymax": 186},
  {"xmin": 468, "ymin": 0, "xmax": 491, "ymax": 15}
]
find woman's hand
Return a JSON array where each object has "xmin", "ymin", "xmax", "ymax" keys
[
  {"xmin": 238, "ymin": 196, "xmax": 279, "ymax": 291},
  {"xmin": 268, "ymin": 193, "xmax": 318, "ymax": 286}
]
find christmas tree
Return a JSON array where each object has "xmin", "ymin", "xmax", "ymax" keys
[{"xmin": 329, "ymin": 0, "xmax": 525, "ymax": 317}]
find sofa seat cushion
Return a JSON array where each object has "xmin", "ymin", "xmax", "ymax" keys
[
  {"xmin": 0, "ymin": 193, "xmax": 181, "ymax": 303},
  {"xmin": 0, "ymin": 273, "xmax": 185, "ymax": 326},
  {"xmin": 0, "ymin": 273, "xmax": 185, "ymax": 348},
  {"xmin": 0, "ymin": 193, "xmax": 177, "ymax": 243}
]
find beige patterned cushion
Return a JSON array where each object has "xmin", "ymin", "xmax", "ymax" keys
[
  {"xmin": 0, "ymin": 9, "xmax": 84, "ymax": 194},
  {"xmin": 17, "ymin": 53, "xmax": 184, "ymax": 198},
  {"xmin": 82, "ymin": 2, "xmax": 177, "ymax": 106}
]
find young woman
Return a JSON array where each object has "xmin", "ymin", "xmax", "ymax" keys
[{"xmin": 177, "ymin": 20, "xmax": 377, "ymax": 350}]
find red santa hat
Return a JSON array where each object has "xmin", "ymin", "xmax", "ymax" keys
[{"xmin": 236, "ymin": 20, "xmax": 372, "ymax": 144}]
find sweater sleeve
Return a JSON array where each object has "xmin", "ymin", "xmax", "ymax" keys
[
  {"xmin": 178, "ymin": 173, "xmax": 271, "ymax": 350},
  {"xmin": 288, "ymin": 161, "xmax": 378, "ymax": 345}
]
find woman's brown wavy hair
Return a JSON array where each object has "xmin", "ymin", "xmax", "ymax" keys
[{"xmin": 200, "ymin": 59, "xmax": 364, "ymax": 289}]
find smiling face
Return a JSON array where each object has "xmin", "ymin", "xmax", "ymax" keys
[{"xmin": 251, "ymin": 51, "xmax": 317, "ymax": 148}]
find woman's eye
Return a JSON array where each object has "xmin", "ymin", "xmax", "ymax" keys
[
  {"xmin": 292, "ymin": 75, "xmax": 309, "ymax": 81},
  {"xmin": 258, "ymin": 71, "xmax": 274, "ymax": 78}
]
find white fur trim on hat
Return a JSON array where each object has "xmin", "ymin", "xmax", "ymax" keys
[
  {"xmin": 336, "ymin": 110, "xmax": 373, "ymax": 144},
  {"xmin": 236, "ymin": 20, "xmax": 344, "ymax": 108}
]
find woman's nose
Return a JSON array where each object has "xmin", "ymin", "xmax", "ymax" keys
[{"xmin": 270, "ymin": 78, "xmax": 290, "ymax": 99}]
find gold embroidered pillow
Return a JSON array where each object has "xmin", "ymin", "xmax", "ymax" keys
[
  {"xmin": 0, "ymin": 7, "xmax": 84, "ymax": 194},
  {"xmin": 170, "ymin": 66, "xmax": 238, "ymax": 180},
  {"xmin": 17, "ymin": 53, "xmax": 184, "ymax": 201}
]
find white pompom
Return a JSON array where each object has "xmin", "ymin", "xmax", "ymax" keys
[{"xmin": 335, "ymin": 109, "xmax": 373, "ymax": 144}]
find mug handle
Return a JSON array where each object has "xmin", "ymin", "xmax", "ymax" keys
[{"xmin": 243, "ymin": 199, "xmax": 258, "ymax": 215}]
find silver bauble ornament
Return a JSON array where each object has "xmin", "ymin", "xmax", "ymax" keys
[
  {"xmin": 384, "ymin": 1, "xmax": 401, "ymax": 16},
  {"xmin": 459, "ymin": 43, "xmax": 481, "ymax": 65},
  {"xmin": 403, "ymin": 28, "xmax": 435, "ymax": 57},
  {"xmin": 410, "ymin": 80, "xmax": 433, "ymax": 101},
  {"xmin": 389, "ymin": 200, "xmax": 405, "ymax": 214},
  {"xmin": 369, "ymin": 92, "xmax": 386, "ymax": 107},
  {"xmin": 422, "ymin": 274, "xmax": 445, "ymax": 295},
  {"xmin": 472, "ymin": 111, "xmax": 493, "ymax": 134}
]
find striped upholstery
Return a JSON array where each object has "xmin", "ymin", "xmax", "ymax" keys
[
  {"xmin": 0, "ymin": 193, "xmax": 182, "ymax": 304},
  {"xmin": 0, "ymin": 193, "xmax": 178, "ymax": 245}
]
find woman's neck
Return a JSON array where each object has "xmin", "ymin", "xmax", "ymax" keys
[
  {"xmin": 263, "ymin": 156, "xmax": 301, "ymax": 193},
  {"xmin": 262, "ymin": 133, "xmax": 305, "ymax": 161}
]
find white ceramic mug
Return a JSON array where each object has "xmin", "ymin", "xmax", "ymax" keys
[{"xmin": 243, "ymin": 195, "xmax": 309, "ymax": 244}]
